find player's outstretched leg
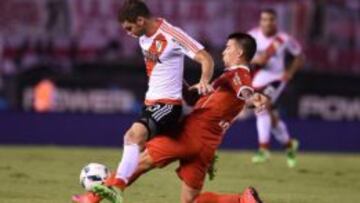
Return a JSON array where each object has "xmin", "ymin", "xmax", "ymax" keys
[
  {"xmin": 116, "ymin": 123, "xmax": 148, "ymax": 184},
  {"xmin": 196, "ymin": 187, "xmax": 263, "ymax": 203},
  {"xmin": 271, "ymin": 118, "xmax": 299, "ymax": 168},
  {"xmin": 90, "ymin": 150, "xmax": 155, "ymax": 203},
  {"xmin": 252, "ymin": 111, "xmax": 271, "ymax": 164}
]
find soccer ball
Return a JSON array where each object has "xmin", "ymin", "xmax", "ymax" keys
[{"xmin": 79, "ymin": 163, "xmax": 110, "ymax": 191}]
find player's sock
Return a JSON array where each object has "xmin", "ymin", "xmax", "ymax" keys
[
  {"xmin": 252, "ymin": 111, "xmax": 271, "ymax": 164},
  {"xmin": 195, "ymin": 192, "xmax": 241, "ymax": 203},
  {"xmin": 271, "ymin": 120, "xmax": 290, "ymax": 146},
  {"xmin": 116, "ymin": 143, "xmax": 140, "ymax": 183},
  {"xmin": 255, "ymin": 111, "xmax": 271, "ymax": 146},
  {"xmin": 259, "ymin": 143, "xmax": 269, "ymax": 150}
]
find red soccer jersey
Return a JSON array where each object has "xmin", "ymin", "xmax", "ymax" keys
[
  {"xmin": 185, "ymin": 65, "xmax": 253, "ymax": 149},
  {"xmin": 146, "ymin": 65, "xmax": 254, "ymax": 189}
]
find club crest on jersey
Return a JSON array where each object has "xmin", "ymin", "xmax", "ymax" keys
[
  {"xmin": 156, "ymin": 40, "xmax": 165, "ymax": 53},
  {"xmin": 233, "ymin": 73, "xmax": 242, "ymax": 86},
  {"xmin": 143, "ymin": 50, "xmax": 162, "ymax": 63}
]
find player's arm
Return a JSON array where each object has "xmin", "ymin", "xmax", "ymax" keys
[
  {"xmin": 182, "ymin": 80, "xmax": 200, "ymax": 106},
  {"xmin": 283, "ymin": 52, "xmax": 304, "ymax": 81},
  {"xmin": 189, "ymin": 50, "xmax": 215, "ymax": 95},
  {"xmin": 251, "ymin": 41, "xmax": 279, "ymax": 66},
  {"xmin": 170, "ymin": 26, "xmax": 214, "ymax": 95},
  {"xmin": 251, "ymin": 53, "xmax": 268, "ymax": 67},
  {"xmin": 182, "ymin": 50, "xmax": 214, "ymax": 106},
  {"xmin": 283, "ymin": 37, "xmax": 304, "ymax": 81}
]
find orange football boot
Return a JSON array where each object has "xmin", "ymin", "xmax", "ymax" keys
[
  {"xmin": 240, "ymin": 187, "xmax": 263, "ymax": 203},
  {"xmin": 72, "ymin": 192, "xmax": 101, "ymax": 203}
]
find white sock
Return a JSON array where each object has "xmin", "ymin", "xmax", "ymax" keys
[
  {"xmin": 271, "ymin": 120, "xmax": 291, "ymax": 145},
  {"xmin": 256, "ymin": 111, "xmax": 272, "ymax": 146},
  {"xmin": 116, "ymin": 144, "xmax": 140, "ymax": 183}
]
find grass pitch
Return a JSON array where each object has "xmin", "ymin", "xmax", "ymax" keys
[{"xmin": 0, "ymin": 146, "xmax": 359, "ymax": 203}]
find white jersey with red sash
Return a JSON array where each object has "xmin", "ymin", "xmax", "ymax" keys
[
  {"xmin": 248, "ymin": 27, "xmax": 302, "ymax": 98},
  {"xmin": 139, "ymin": 18, "xmax": 204, "ymax": 106}
]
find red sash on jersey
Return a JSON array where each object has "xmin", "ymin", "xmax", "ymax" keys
[{"xmin": 264, "ymin": 36, "xmax": 285, "ymax": 60}]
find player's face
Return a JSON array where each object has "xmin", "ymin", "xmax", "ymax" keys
[
  {"xmin": 259, "ymin": 12, "xmax": 277, "ymax": 36},
  {"xmin": 121, "ymin": 18, "xmax": 146, "ymax": 38},
  {"xmin": 222, "ymin": 39, "xmax": 243, "ymax": 67}
]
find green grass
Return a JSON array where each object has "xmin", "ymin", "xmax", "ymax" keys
[{"xmin": 0, "ymin": 146, "xmax": 359, "ymax": 203}]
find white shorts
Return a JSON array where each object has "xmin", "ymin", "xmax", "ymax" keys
[{"xmin": 252, "ymin": 70, "xmax": 287, "ymax": 103}]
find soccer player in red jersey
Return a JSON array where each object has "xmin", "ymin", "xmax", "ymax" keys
[{"xmin": 73, "ymin": 33, "xmax": 267, "ymax": 203}]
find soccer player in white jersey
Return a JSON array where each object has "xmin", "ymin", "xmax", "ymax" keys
[
  {"xmin": 248, "ymin": 9, "xmax": 304, "ymax": 168},
  {"xmin": 72, "ymin": 0, "xmax": 214, "ymax": 202}
]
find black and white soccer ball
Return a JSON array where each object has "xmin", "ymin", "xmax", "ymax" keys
[{"xmin": 79, "ymin": 163, "xmax": 110, "ymax": 191}]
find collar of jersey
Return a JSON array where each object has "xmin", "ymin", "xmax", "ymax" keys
[
  {"xmin": 225, "ymin": 65, "xmax": 250, "ymax": 72},
  {"xmin": 145, "ymin": 18, "xmax": 164, "ymax": 38}
]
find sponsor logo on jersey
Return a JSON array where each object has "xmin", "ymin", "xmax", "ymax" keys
[{"xmin": 172, "ymin": 38, "xmax": 188, "ymax": 52}]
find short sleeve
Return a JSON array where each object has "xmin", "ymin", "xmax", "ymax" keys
[
  {"xmin": 247, "ymin": 28, "xmax": 258, "ymax": 37},
  {"xmin": 168, "ymin": 27, "xmax": 204, "ymax": 59},
  {"xmin": 228, "ymin": 69, "xmax": 254, "ymax": 100},
  {"xmin": 286, "ymin": 37, "xmax": 302, "ymax": 56}
]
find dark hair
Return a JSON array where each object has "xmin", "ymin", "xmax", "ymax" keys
[
  {"xmin": 227, "ymin": 32, "xmax": 257, "ymax": 61},
  {"xmin": 118, "ymin": 0, "xmax": 151, "ymax": 23},
  {"xmin": 261, "ymin": 8, "xmax": 277, "ymax": 17}
]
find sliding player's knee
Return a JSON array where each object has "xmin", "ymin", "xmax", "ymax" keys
[
  {"xmin": 181, "ymin": 194, "xmax": 197, "ymax": 203},
  {"xmin": 138, "ymin": 152, "xmax": 155, "ymax": 171}
]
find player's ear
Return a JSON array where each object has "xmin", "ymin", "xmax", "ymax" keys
[{"xmin": 237, "ymin": 49, "xmax": 244, "ymax": 59}]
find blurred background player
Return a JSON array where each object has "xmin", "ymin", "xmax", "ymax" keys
[
  {"xmin": 112, "ymin": 0, "xmax": 214, "ymax": 189},
  {"xmin": 248, "ymin": 8, "xmax": 304, "ymax": 167}
]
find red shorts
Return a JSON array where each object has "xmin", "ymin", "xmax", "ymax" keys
[{"xmin": 146, "ymin": 118, "xmax": 217, "ymax": 190}]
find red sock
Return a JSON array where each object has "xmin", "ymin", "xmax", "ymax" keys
[
  {"xmin": 284, "ymin": 140, "xmax": 292, "ymax": 149},
  {"xmin": 195, "ymin": 192, "xmax": 241, "ymax": 203},
  {"xmin": 259, "ymin": 143, "xmax": 269, "ymax": 149}
]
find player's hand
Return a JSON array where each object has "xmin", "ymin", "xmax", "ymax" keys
[
  {"xmin": 251, "ymin": 53, "xmax": 269, "ymax": 66},
  {"xmin": 250, "ymin": 93, "xmax": 269, "ymax": 113},
  {"xmin": 189, "ymin": 81, "xmax": 214, "ymax": 95}
]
